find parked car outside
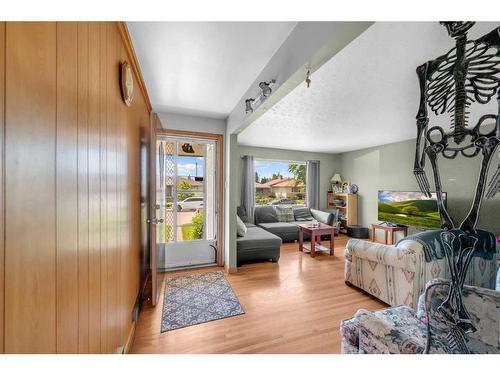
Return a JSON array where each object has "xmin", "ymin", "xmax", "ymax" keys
[
  {"xmin": 177, "ymin": 197, "xmax": 204, "ymax": 211},
  {"xmin": 268, "ymin": 198, "xmax": 296, "ymax": 205}
]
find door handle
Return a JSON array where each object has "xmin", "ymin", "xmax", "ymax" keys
[{"xmin": 147, "ymin": 218, "xmax": 164, "ymax": 225}]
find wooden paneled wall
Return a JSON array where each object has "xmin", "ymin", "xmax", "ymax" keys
[
  {"xmin": 0, "ymin": 22, "xmax": 150, "ymax": 353},
  {"xmin": 0, "ymin": 21, "xmax": 5, "ymax": 355}
]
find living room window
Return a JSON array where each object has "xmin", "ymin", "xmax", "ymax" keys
[{"xmin": 254, "ymin": 159, "xmax": 306, "ymax": 206}]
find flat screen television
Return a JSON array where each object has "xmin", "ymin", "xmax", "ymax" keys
[{"xmin": 377, "ymin": 190, "xmax": 447, "ymax": 229}]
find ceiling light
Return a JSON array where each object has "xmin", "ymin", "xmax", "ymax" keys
[
  {"xmin": 181, "ymin": 143, "xmax": 194, "ymax": 153},
  {"xmin": 245, "ymin": 99, "xmax": 254, "ymax": 114}
]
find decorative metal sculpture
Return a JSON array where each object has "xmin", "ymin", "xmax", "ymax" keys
[{"xmin": 413, "ymin": 22, "xmax": 500, "ymax": 353}]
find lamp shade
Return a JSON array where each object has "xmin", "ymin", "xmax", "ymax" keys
[{"xmin": 331, "ymin": 173, "xmax": 342, "ymax": 183}]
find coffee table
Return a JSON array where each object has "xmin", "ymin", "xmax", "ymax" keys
[{"xmin": 297, "ymin": 223, "xmax": 335, "ymax": 257}]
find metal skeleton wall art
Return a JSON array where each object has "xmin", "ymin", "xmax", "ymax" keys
[{"xmin": 413, "ymin": 22, "xmax": 500, "ymax": 353}]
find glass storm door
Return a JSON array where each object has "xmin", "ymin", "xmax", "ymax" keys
[
  {"xmin": 155, "ymin": 136, "xmax": 217, "ymax": 271},
  {"xmin": 149, "ymin": 116, "xmax": 161, "ymax": 306}
]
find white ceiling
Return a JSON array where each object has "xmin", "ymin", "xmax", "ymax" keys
[
  {"xmin": 127, "ymin": 22, "xmax": 297, "ymax": 119},
  {"xmin": 237, "ymin": 22, "xmax": 499, "ymax": 153}
]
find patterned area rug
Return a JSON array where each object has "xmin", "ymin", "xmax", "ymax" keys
[{"xmin": 161, "ymin": 271, "xmax": 244, "ymax": 332}]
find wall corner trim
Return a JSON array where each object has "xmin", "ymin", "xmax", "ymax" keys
[
  {"xmin": 116, "ymin": 22, "xmax": 152, "ymax": 112},
  {"xmin": 225, "ymin": 265, "xmax": 238, "ymax": 274}
]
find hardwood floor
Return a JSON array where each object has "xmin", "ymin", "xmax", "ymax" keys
[{"xmin": 131, "ymin": 235, "xmax": 387, "ymax": 354}]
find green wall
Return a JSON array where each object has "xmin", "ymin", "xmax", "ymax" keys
[
  {"xmin": 338, "ymin": 138, "xmax": 500, "ymax": 234},
  {"xmin": 236, "ymin": 145, "xmax": 340, "ymax": 210},
  {"xmin": 232, "ymin": 138, "xmax": 499, "ymax": 252}
]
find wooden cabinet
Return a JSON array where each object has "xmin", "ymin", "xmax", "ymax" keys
[{"xmin": 327, "ymin": 193, "xmax": 358, "ymax": 234}]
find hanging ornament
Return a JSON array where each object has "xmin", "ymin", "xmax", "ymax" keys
[{"xmin": 305, "ymin": 69, "xmax": 311, "ymax": 88}]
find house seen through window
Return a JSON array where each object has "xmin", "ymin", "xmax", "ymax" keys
[{"xmin": 254, "ymin": 159, "xmax": 306, "ymax": 206}]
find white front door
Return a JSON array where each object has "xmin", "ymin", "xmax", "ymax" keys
[{"xmin": 156, "ymin": 136, "xmax": 218, "ymax": 270}]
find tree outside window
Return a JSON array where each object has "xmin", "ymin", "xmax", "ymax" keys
[{"xmin": 254, "ymin": 160, "xmax": 306, "ymax": 206}]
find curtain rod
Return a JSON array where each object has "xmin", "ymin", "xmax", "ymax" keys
[{"xmin": 241, "ymin": 156, "xmax": 308, "ymax": 164}]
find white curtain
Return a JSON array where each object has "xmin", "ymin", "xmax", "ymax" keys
[
  {"xmin": 241, "ymin": 155, "xmax": 255, "ymax": 222},
  {"xmin": 306, "ymin": 160, "xmax": 320, "ymax": 209}
]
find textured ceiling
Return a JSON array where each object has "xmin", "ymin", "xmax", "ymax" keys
[
  {"xmin": 237, "ymin": 22, "xmax": 499, "ymax": 153},
  {"xmin": 127, "ymin": 22, "xmax": 297, "ymax": 118}
]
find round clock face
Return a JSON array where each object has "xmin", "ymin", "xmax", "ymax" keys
[{"xmin": 120, "ymin": 61, "xmax": 133, "ymax": 107}]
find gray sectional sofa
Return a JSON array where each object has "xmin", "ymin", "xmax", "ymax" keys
[
  {"xmin": 236, "ymin": 223, "xmax": 282, "ymax": 266},
  {"xmin": 254, "ymin": 206, "xmax": 338, "ymax": 242},
  {"xmin": 236, "ymin": 206, "xmax": 338, "ymax": 266}
]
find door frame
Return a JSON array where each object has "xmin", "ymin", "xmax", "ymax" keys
[
  {"xmin": 156, "ymin": 128, "xmax": 224, "ymax": 267},
  {"xmin": 149, "ymin": 113, "xmax": 159, "ymax": 305}
]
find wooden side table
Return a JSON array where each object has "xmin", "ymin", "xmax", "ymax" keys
[
  {"xmin": 297, "ymin": 223, "xmax": 335, "ymax": 257},
  {"xmin": 371, "ymin": 223, "xmax": 408, "ymax": 245}
]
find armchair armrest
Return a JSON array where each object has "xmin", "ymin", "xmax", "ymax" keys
[
  {"xmin": 345, "ymin": 239, "xmax": 424, "ymax": 271},
  {"xmin": 310, "ymin": 208, "xmax": 335, "ymax": 226},
  {"xmin": 358, "ymin": 306, "xmax": 426, "ymax": 354}
]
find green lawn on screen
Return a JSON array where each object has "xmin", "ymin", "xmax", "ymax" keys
[{"xmin": 378, "ymin": 199, "xmax": 441, "ymax": 229}]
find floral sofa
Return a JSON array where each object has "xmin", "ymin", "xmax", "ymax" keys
[
  {"xmin": 339, "ymin": 278, "xmax": 500, "ymax": 354},
  {"xmin": 344, "ymin": 234, "xmax": 498, "ymax": 309}
]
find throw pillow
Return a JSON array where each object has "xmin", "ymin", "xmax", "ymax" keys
[
  {"xmin": 236, "ymin": 215, "xmax": 247, "ymax": 237},
  {"xmin": 293, "ymin": 207, "xmax": 314, "ymax": 221},
  {"xmin": 254, "ymin": 206, "xmax": 278, "ymax": 223},
  {"xmin": 237, "ymin": 206, "xmax": 248, "ymax": 222},
  {"xmin": 275, "ymin": 206, "xmax": 295, "ymax": 222}
]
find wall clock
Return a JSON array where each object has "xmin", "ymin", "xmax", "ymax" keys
[{"xmin": 120, "ymin": 61, "xmax": 134, "ymax": 107}]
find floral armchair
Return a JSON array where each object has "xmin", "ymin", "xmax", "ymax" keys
[{"xmin": 340, "ymin": 278, "xmax": 500, "ymax": 354}]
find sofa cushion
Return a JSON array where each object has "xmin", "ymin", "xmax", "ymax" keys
[
  {"xmin": 292, "ymin": 221, "xmax": 313, "ymax": 227},
  {"xmin": 237, "ymin": 226, "xmax": 282, "ymax": 252},
  {"xmin": 275, "ymin": 206, "xmax": 294, "ymax": 222},
  {"xmin": 236, "ymin": 215, "xmax": 247, "ymax": 237},
  {"xmin": 254, "ymin": 206, "xmax": 278, "ymax": 224},
  {"xmin": 293, "ymin": 207, "xmax": 313, "ymax": 221},
  {"xmin": 258, "ymin": 222, "xmax": 298, "ymax": 236}
]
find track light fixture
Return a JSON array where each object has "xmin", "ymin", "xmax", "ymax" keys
[
  {"xmin": 245, "ymin": 98, "xmax": 254, "ymax": 114},
  {"xmin": 259, "ymin": 79, "xmax": 275, "ymax": 97},
  {"xmin": 244, "ymin": 79, "xmax": 276, "ymax": 115}
]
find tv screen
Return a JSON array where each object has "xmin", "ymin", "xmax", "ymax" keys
[{"xmin": 377, "ymin": 190, "xmax": 446, "ymax": 229}]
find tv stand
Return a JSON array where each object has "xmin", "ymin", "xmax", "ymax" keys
[{"xmin": 371, "ymin": 223, "xmax": 408, "ymax": 245}]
